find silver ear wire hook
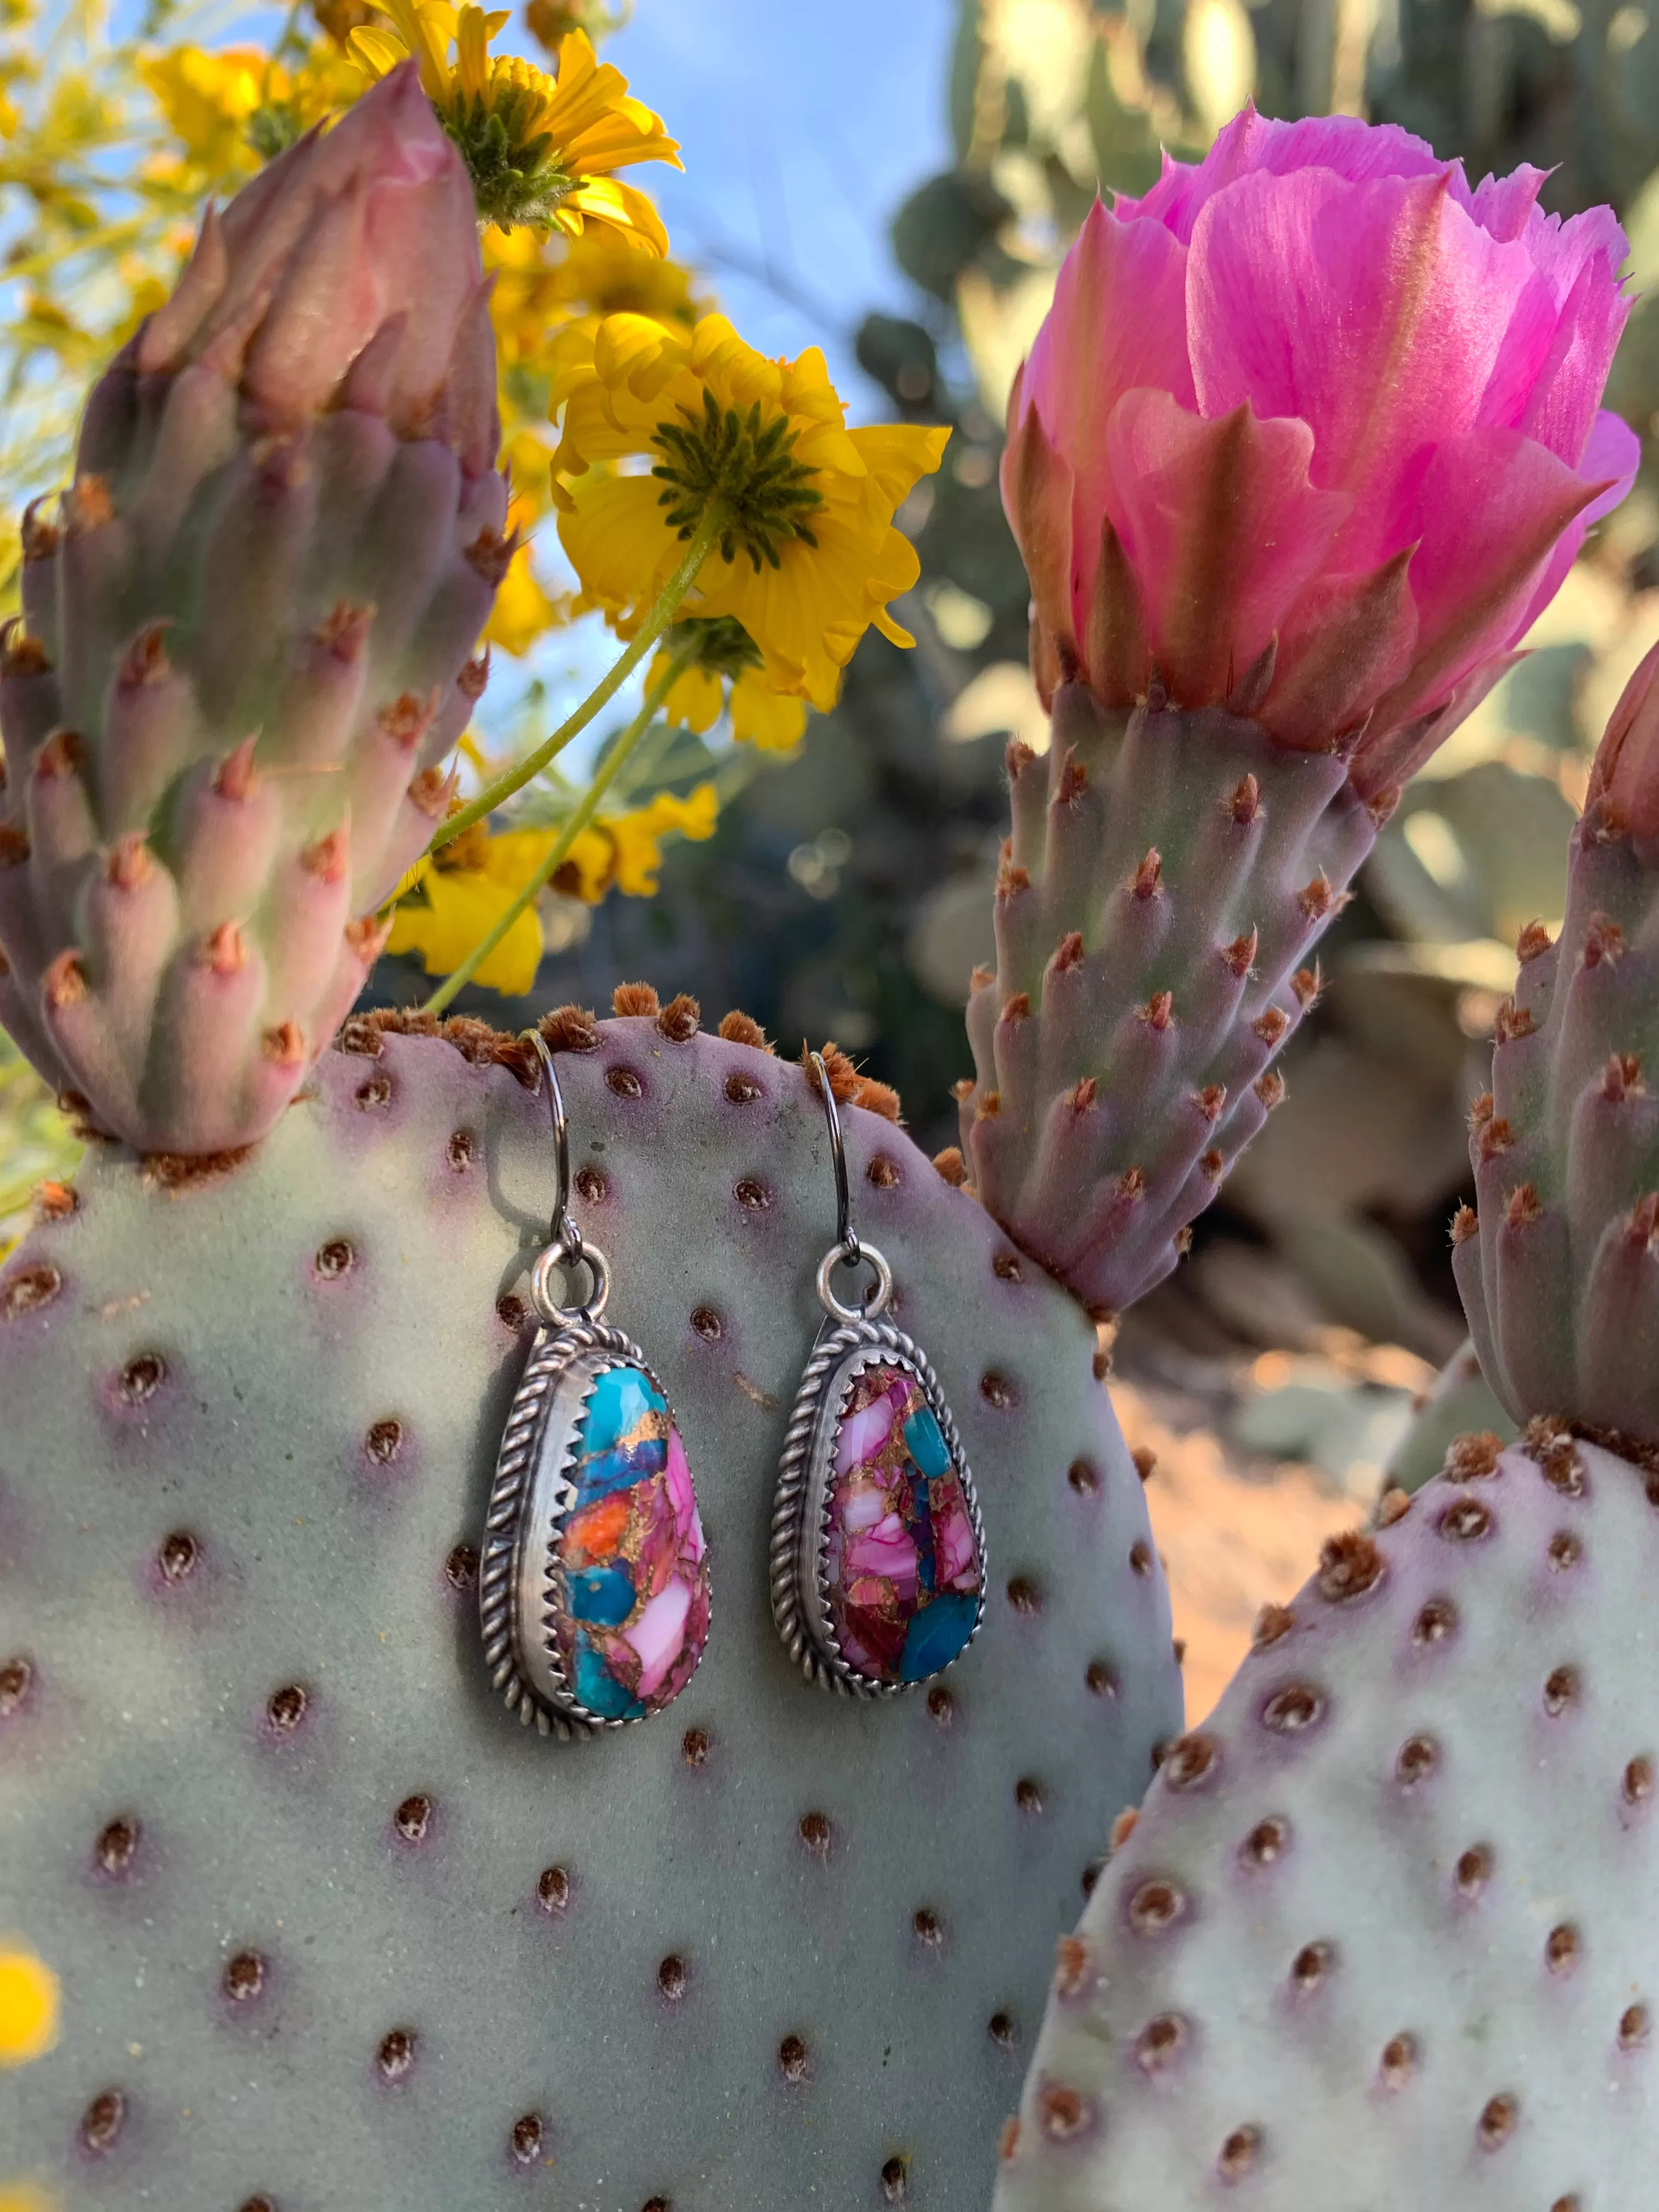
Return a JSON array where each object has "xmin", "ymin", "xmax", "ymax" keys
[
  {"xmin": 811, "ymin": 1050, "xmax": 858, "ymax": 1265},
  {"xmin": 526, "ymin": 1031, "xmax": 609, "ymax": 1322},
  {"xmin": 810, "ymin": 1051, "xmax": 893, "ymax": 1323}
]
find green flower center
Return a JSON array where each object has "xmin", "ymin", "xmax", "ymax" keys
[
  {"xmin": 247, "ymin": 101, "xmax": 306, "ymax": 162},
  {"xmin": 442, "ymin": 92, "xmax": 569, "ymax": 229},
  {"xmin": 651, "ymin": 389, "xmax": 824, "ymax": 573},
  {"xmin": 664, "ymin": 615, "xmax": 764, "ymax": 680}
]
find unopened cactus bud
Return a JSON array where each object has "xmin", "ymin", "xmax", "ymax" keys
[{"xmin": 0, "ymin": 64, "xmax": 507, "ymax": 1154}]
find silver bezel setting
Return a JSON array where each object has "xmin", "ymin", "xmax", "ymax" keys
[
  {"xmin": 769, "ymin": 1314, "xmax": 987, "ymax": 1696},
  {"xmin": 480, "ymin": 1319, "xmax": 705, "ymax": 1737}
]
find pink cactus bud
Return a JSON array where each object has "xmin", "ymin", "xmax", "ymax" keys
[
  {"xmin": 1004, "ymin": 108, "xmax": 1638, "ymax": 797},
  {"xmin": 133, "ymin": 64, "xmax": 496, "ymax": 474},
  {"xmin": 1588, "ymin": 639, "xmax": 1659, "ymax": 842}
]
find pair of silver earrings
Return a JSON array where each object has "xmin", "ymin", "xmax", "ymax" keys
[{"xmin": 479, "ymin": 1039, "xmax": 988, "ymax": 1737}]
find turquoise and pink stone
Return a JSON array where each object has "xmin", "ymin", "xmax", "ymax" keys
[
  {"xmin": 822, "ymin": 1361, "xmax": 982, "ymax": 1684},
  {"xmin": 551, "ymin": 1362, "xmax": 709, "ymax": 1722}
]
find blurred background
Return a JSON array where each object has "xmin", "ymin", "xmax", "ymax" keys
[{"xmin": 9, "ymin": 0, "xmax": 1659, "ymax": 1711}]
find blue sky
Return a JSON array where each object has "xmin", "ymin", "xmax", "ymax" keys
[{"xmin": 603, "ymin": 0, "xmax": 956, "ymax": 404}]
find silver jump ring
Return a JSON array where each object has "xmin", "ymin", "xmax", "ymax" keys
[
  {"xmin": 531, "ymin": 1235, "xmax": 611, "ymax": 1324},
  {"xmin": 816, "ymin": 1235, "xmax": 893, "ymax": 1323}
]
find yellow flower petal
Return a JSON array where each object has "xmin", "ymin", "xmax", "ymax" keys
[
  {"xmin": 730, "ymin": 669, "xmax": 809, "ymax": 751},
  {"xmin": 385, "ymin": 870, "xmax": 544, "ymax": 994},
  {"xmin": 650, "ymin": 653, "xmax": 724, "ymax": 735},
  {"xmin": 602, "ymin": 781, "xmax": 718, "ymax": 895},
  {"xmin": 141, "ymin": 47, "xmax": 266, "ymax": 174},
  {"xmin": 0, "ymin": 1949, "xmax": 59, "ymax": 2068},
  {"xmin": 486, "ymin": 548, "xmax": 565, "ymax": 655},
  {"xmin": 347, "ymin": 24, "xmax": 410, "ymax": 78}
]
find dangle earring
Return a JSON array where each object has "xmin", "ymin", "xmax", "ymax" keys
[
  {"xmin": 481, "ymin": 1032, "xmax": 711, "ymax": 1737},
  {"xmin": 770, "ymin": 1053, "xmax": 986, "ymax": 1695}
]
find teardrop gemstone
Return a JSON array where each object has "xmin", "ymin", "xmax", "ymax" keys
[
  {"xmin": 550, "ymin": 1362, "xmax": 710, "ymax": 1722},
  {"xmin": 822, "ymin": 1361, "xmax": 984, "ymax": 1685}
]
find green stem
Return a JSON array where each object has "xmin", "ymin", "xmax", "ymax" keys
[
  {"xmin": 420, "ymin": 648, "xmax": 696, "ymax": 1017},
  {"xmin": 431, "ymin": 503, "xmax": 727, "ymax": 855}
]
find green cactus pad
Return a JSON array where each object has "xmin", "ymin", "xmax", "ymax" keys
[
  {"xmin": 995, "ymin": 1429, "xmax": 1659, "ymax": 2209},
  {"xmin": 0, "ymin": 1013, "xmax": 1180, "ymax": 2210}
]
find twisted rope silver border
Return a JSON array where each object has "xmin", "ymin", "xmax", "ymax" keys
[
  {"xmin": 769, "ymin": 1316, "xmax": 988, "ymax": 1696},
  {"xmin": 480, "ymin": 1318, "xmax": 697, "ymax": 1738}
]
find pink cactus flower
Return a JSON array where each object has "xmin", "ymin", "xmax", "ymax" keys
[{"xmin": 1003, "ymin": 108, "xmax": 1638, "ymax": 797}]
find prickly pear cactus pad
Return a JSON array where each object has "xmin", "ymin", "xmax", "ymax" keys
[
  {"xmin": 1453, "ymin": 694, "xmax": 1659, "ymax": 1451},
  {"xmin": 961, "ymin": 680, "xmax": 1378, "ymax": 1317},
  {"xmin": 0, "ymin": 1009, "xmax": 1181, "ymax": 2211},
  {"xmin": 995, "ymin": 1427, "xmax": 1659, "ymax": 2210}
]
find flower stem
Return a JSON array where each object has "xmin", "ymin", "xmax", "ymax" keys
[
  {"xmin": 420, "ymin": 647, "xmax": 695, "ymax": 1017},
  {"xmin": 430, "ymin": 503, "xmax": 727, "ymax": 855}
]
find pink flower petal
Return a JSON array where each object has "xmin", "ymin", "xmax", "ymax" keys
[
  {"xmin": 1510, "ymin": 407, "xmax": 1641, "ymax": 636},
  {"xmin": 1118, "ymin": 106, "xmax": 1451, "ymax": 242},
  {"xmin": 1189, "ymin": 169, "xmax": 1545, "ymax": 576},
  {"xmin": 1104, "ymin": 390, "xmax": 1347, "ymax": 703},
  {"xmin": 1379, "ymin": 426, "xmax": 1608, "ymax": 730},
  {"xmin": 1020, "ymin": 201, "xmax": 1192, "ymax": 635}
]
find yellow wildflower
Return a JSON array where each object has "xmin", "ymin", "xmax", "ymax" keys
[
  {"xmin": 551, "ymin": 314, "xmax": 950, "ymax": 712},
  {"xmin": 141, "ymin": 46, "xmax": 267, "ymax": 177},
  {"xmin": 526, "ymin": 0, "xmax": 628, "ymax": 53},
  {"xmin": 0, "ymin": 1948, "xmax": 59, "ymax": 2067},
  {"xmin": 141, "ymin": 43, "xmax": 353, "ymax": 177},
  {"xmin": 547, "ymin": 229, "xmax": 711, "ymax": 331},
  {"xmin": 314, "ymin": 0, "xmax": 378, "ymax": 49},
  {"xmin": 387, "ymin": 786, "xmax": 716, "ymax": 992},
  {"xmin": 351, "ymin": 3, "xmax": 679, "ymax": 240},
  {"xmin": 595, "ymin": 783, "xmax": 718, "ymax": 896},
  {"xmin": 486, "ymin": 549, "xmax": 566, "ymax": 653},
  {"xmin": 649, "ymin": 617, "xmax": 808, "ymax": 753},
  {"xmin": 488, "ymin": 229, "xmax": 706, "ymax": 367}
]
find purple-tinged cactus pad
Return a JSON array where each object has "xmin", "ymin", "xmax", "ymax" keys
[
  {"xmin": 961, "ymin": 682, "xmax": 1380, "ymax": 1318},
  {"xmin": 0, "ymin": 1016, "xmax": 1180, "ymax": 2210},
  {"xmin": 1453, "ymin": 788, "xmax": 1659, "ymax": 1451},
  {"xmin": 995, "ymin": 1429, "xmax": 1659, "ymax": 2209}
]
